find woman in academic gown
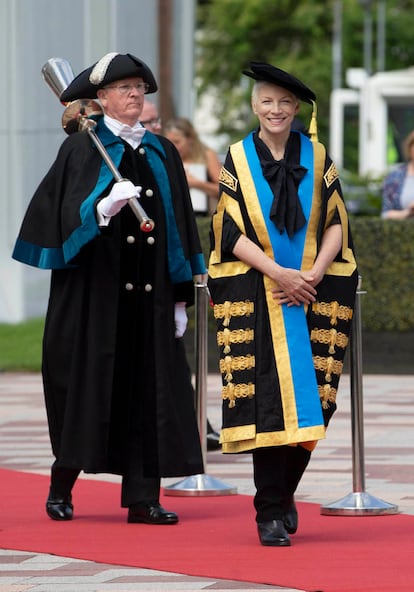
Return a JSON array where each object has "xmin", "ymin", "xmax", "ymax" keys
[{"xmin": 208, "ymin": 61, "xmax": 358, "ymax": 546}]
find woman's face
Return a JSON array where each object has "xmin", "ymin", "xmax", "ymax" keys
[
  {"xmin": 165, "ymin": 128, "xmax": 192, "ymax": 161},
  {"xmin": 252, "ymin": 83, "xmax": 299, "ymax": 136}
]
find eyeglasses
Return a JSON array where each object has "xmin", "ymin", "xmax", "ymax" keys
[
  {"xmin": 104, "ymin": 82, "xmax": 150, "ymax": 95},
  {"xmin": 141, "ymin": 117, "xmax": 161, "ymax": 127}
]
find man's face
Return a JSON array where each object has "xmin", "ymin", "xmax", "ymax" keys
[
  {"xmin": 140, "ymin": 101, "xmax": 162, "ymax": 133},
  {"xmin": 97, "ymin": 76, "xmax": 146, "ymax": 126}
]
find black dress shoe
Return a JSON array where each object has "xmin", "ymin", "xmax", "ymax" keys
[
  {"xmin": 46, "ymin": 496, "xmax": 73, "ymax": 521},
  {"xmin": 283, "ymin": 498, "xmax": 298, "ymax": 534},
  {"xmin": 257, "ymin": 519, "xmax": 291, "ymax": 546},
  {"xmin": 128, "ymin": 501, "xmax": 179, "ymax": 525},
  {"xmin": 207, "ymin": 430, "xmax": 221, "ymax": 451}
]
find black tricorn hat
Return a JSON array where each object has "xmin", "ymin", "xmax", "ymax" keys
[
  {"xmin": 60, "ymin": 52, "xmax": 157, "ymax": 102},
  {"xmin": 243, "ymin": 61, "xmax": 316, "ymax": 104}
]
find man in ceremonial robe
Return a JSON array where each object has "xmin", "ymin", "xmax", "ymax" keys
[
  {"xmin": 13, "ymin": 52, "xmax": 205, "ymax": 525},
  {"xmin": 208, "ymin": 62, "xmax": 357, "ymax": 546}
]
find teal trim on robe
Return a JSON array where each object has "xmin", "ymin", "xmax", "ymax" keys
[
  {"xmin": 143, "ymin": 133, "xmax": 205, "ymax": 281},
  {"xmin": 12, "ymin": 240, "xmax": 69, "ymax": 270},
  {"xmin": 12, "ymin": 117, "xmax": 206, "ymax": 281}
]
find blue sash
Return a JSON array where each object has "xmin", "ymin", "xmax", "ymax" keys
[{"xmin": 242, "ymin": 132, "xmax": 323, "ymax": 429}]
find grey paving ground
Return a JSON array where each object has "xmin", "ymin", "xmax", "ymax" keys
[{"xmin": 0, "ymin": 371, "xmax": 413, "ymax": 591}]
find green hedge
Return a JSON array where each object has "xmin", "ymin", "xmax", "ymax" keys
[
  {"xmin": 195, "ymin": 216, "xmax": 414, "ymax": 333},
  {"xmin": 351, "ymin": 217, "xmax": 414, "ymax": 332}
]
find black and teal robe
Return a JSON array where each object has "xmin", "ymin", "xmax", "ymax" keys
[
  {"xmin": 13, "ymin": 117, "xmax": 205, "ymax": 477},
  {"xmin": 208, "ymin": 131, "xmax": 357, "ymax": 453}
]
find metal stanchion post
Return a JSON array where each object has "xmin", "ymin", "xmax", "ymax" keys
[
  {"xmin": 320, "ymin": 276, "xmax": 398, "ymax": 515},
  {"xmin": 164, "ymin": 282, "xmax": 237, "ymax": 496}
]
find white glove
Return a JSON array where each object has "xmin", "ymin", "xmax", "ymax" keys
[
  {"xmin": 97, "ymin": 180, "xmax": 142, "ymax": 218},
  {"xmin": 174, "ymin": 302, "xmax": 188, "ymax": 338}
]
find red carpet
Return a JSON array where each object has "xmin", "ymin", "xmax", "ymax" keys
[{"xmin": 1, "ymin": 468, "xmax": 413, "ymax": 592}]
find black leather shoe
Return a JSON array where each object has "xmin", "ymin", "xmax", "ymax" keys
[
  {"xmin": 283, "ymin": 498, "xmax": 298, "ymax": 534},
  {"xmin": 257, "ymin": 519, "xmax": 291, "ymax": 546},
  {"xmin": 128, "ymin": 501, "xmax": 179, "ymax": 525},
  {"xmin": 207, "ymin": 430, "xmax": 221, "ymax": 451},
  {"xmin": 46, "ymin": 496, "xmax": 73, "ymax": 521}
]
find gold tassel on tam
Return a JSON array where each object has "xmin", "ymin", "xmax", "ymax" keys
[{"xmin": 308, "ymin": 100, "xmax": 318, "ymax": 142}]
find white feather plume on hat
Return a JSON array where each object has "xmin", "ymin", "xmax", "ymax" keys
[{"xmin": 89, "ymin": 52, "xmax": 119, "ymax": 85}]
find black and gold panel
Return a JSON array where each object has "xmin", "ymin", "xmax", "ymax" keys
[
  {"xmin": 213, "ymin": 273, "xmax": 256, "ymax": 425},
  {"xmin": 307, "ymin": 270, "xmax": 358, "ymax": 425}
]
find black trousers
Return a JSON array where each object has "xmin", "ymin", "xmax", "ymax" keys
[
  {"xmin": 252, "ymin": 445, "xmax": 311, "ymax": 522},
  {"xmin": 50, "ymin": 459, "xmax": 160, "ymax": 508}
]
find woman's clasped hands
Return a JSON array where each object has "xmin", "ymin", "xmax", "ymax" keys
[{"xmin": 270, "ymin": 267, "xmax": 320, "ymax": 307}]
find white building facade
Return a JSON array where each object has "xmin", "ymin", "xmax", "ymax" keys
[{"xmin": 330, "ymin": 67, "xmax": 414, "ymax": 178}]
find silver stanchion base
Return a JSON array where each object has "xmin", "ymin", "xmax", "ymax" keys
[
  {"xmin": 320, "ymin": 491, "xmax": 399, "ymax": 516},
  {"xmin": 164, "ymin": 474, "xmax": 237, "ymax": 497}
]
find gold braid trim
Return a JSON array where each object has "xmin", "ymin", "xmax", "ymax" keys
[
  {"xmin": 318, "ymin": 383, "xmax": 338, "ymax": 409},
  {"xmin": 222, "ymin": 382, "xmax": 255, "ymax": 408},
  {"xmin": 312, "ymin": 300, "xmax": 353, "ymax": 326},
  {"xmin": 219, "ymin": 354, "xmax": 255, "ymax": 381},
  {"xmin": 217, "ymin": 328, "xmax": 254, "ymax": 354},
  {"xmin": 310, "ymin": 327, "xmax": 349, "ymax": 354},
  {"xmin": 313, "ymin": 355, "xmax": 343, "ymax": 383},
  {"xmin": 214, "ymin": 300, "xmax": 254, "ymax": 327}
]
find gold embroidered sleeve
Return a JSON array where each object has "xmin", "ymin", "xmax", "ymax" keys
[
  {"xmin": 219, "ymin": 166, "xmax": 238, "ymax": 193},
  {"xmin": 324, "ymin": 162, "xmax": 339, "ymax": 188}
]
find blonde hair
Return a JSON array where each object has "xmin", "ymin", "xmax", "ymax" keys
[
  {"xmin": 164, "ymin": 117, "xmax": 207, "ymax": 163},
  {"xmin": 251, "ymin": 80, "xmax": 299, "ymax": 105}
]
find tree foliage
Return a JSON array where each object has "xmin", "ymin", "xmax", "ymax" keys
[{"xmin": 196, "ymin": 0, "xmax": 414, "ymax": 147}]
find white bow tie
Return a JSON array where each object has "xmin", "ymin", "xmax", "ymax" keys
[{"xmin": 118, "ymin": 125, "xmax": 146, "ymax": 148}]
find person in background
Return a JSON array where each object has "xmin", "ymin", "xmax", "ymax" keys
[
  {"xmin": 161, "ymin": 117, "xmax": 221, "ymax": 452},
  {"xmin": 381, "ymin": 130, "xmax": 414, "ymax": 219},
  {"xmin": 140, "ymin": 98, "xmax": 162, "ymax": 133},
  {"xmin": 12, "ymin": 52, "xmax": 205, "ymax": 525},
  {"xmin": 208, "ymin": 62, "xmax": 358, "ymax": 546},
  {"xmin": 164, "ymin": 117, "xmax": 222, "ymax": 216}
]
